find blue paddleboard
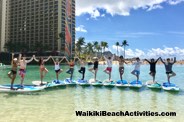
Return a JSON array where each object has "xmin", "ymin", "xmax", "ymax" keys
[
  {"xmin": 115, "ymin": 80, "xmax": 129, "ymax": 87},
  {"xmin": 162, "ymin": 82, "xmax": 179, "ymax": 91},
  {"xmin": 129, "ymin": 80, "xmax": 143, "ymax": 88}
]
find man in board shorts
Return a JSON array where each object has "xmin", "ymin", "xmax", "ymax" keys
[{"xmin": 104, "ymin": 54, "xmax": 115, "ymax": 81}]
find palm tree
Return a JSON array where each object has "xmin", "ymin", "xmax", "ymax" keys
[
  {"xmin": 93, "ymin": 41, "xmax": 99, "ymax": 56},
  {"xmin": 101, "ymin": 41, "xmax": 108, "ymax": 54},
  {"xmin": 85, "ymin": 42, "xmax": 94, "ymax": 56},
  {"xmin": 115, "ymin": 42, "xmax": 120, "ymax": 56},
  {"xmin": 76, "ymin": 37, "xmax": 85, "ymax": 58},
  {"xmin": 122, "ymin": 40, "xmax": 129, "ymax": 58}
]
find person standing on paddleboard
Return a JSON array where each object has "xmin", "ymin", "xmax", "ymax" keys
[
  {"xmin": 103, "ymin": 54, "xmax": 115, "ymax": 81},
  {"xmin": 8, "ymin": 53, "xmax": 19, "ymax": 90},
  {"xmin": 78, "ymin": 58, "xmax": 86, "ymax": 80},
  {"xmin": 160, "ymin": 57, "xmax": 176, "ymax": 83},
  {"xmin": 118, "ymin": 56, "xmax": 128, "ymax": 81},
  {"xmin": 89, "ymin": 57, "xmax": 99, "ymax": 82},
  {"xmin": 33, "ymin": 55, "xmax": 51, "ymax": 85},
  {"xmin": 18, "ymin": 54, "xmax": 34, "ymax": 87},
  {"xmin": 51, "ymin": 56, "xmax": 65, "ymax": 81},
  {"xmin": 144, "ymin": 57, "xmax": 160, "ymax": 83},
  {"xmin": 65, "ymin": 58, "xmax": 75, "ymax": 80},
  {"xmin": 131, "ymin": 57, "xmax": 142, "ymax": 83}
]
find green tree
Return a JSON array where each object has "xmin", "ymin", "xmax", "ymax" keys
[
  {"xmin": 101, "ymin": 41, "xmax": 108, "ymax": 54},
  {"xmin": 115, "ymin": 42, "xmax": 120, "ymax": 56},
  {"xmin": 122, "ymin": 40, "xmax": 129, "ymax": 58},
  {"xmin": 85, "ymin": 42, "xmax": 94, "ymax": 57},
  {"xmin": 76, "ymin": 37, "xmax": 85, "ymax": 58}
]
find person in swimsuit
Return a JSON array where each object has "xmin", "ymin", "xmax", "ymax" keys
[
  {"xmin": 65, "ymin": 58, "xmax": 75, "ymax": 80},
  {"xmin": 18, "ymin": 54, "xmax": 34, "ymax": 87},
  {"xmin": 78, "ymin": 58, "xmax": 86, "ymax": 80},
  {"xmin": 160, "ymin": 57, "xmax": 176, "ymax": 83},
  {"xmin": 131, "ymin": 57, "xmax": 142, "ymax": 82},
  {"xmin": 51, "ymin": 56, "xmax": 65, "ymax": 81},
  {"xmin": 145, "ymin": 57, "xmax": 160, "ymax": 83},
  {"xmin": 33, "ymin": 55, "xmax": 51, "ymax": 85},
  {"xmin": 103, "ymin": 54, "xmax": 115, "ymax": 81},
  {"xmin": 8, "ymin": 53, "xmax": 19, "ymax": 90},
  {"xmin": 89, "ymin": 57, "xmax": 98, "ymax": 81},
  {"xmin": 118, "ymin": 56, "xmax": 127, "ymax": 81}
]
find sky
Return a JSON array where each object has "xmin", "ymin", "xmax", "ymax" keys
[{"xmin": 75, "ymin": 0, "xmax": 184, "ymax": 59}]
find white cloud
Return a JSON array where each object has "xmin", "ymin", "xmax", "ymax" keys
[
  {"xmin": 75, "ymin": 25, "xmax": 87, "ymax": 33},
  {"xmin": 76, "ymin": 0, "xmax": 184, "ymax": 18},
  {"xmin": 112, "ymin": 45, "xmax": 184, "ymax": 59}
]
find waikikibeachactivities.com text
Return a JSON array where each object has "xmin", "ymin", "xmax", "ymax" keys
[{"xmin": 75, "ymin": 111, "xmax": 176, "ymax": 117}]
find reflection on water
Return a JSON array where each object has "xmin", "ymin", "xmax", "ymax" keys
[{"xmin": 0, "ymin": 65, "xmax": 184, "ymax": 122}]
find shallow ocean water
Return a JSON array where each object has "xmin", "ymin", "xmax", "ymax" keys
[{"xmin": 0, "ymin": 64, "xmax": 183, "ymax": 122}]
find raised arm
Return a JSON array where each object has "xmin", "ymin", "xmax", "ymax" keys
[
  {"xmin": 160, "ymin": 57, "xmax": 165, "ymax": 64},
  {"xmin": 19, "ymin": 54, "xmax": 22, "ymax": 61},
  {"xmin": 144, "ymin": 59, "xmax": 151, "ymax": 63},
  {"xmin": 172, "ymin": 57, "xmax": 176, "ymax": 64},
  {"xmin": 51, "ymin": 56, "xmax": 55, "ymax": 63},
  {"xmin": 43, "ymin": 56, "xmax": 51, "ymax": 62},
  {"xmin": 59, "ymin": 56, "xmax": 65, "ymax": 63},
  {"xmin": 65, "ymin": 57, "xmax": 69, "ymax": 64},
  {"xmin": 111, "ymin": 54, "xmax": 115, "ymax": 61},
  {"xmin": 155, "ymin": 57, "xmax": 160, "ymax": 63},
  {"xmin": 26, "ymin": 56, "xmax": 34, "ymax": 64},
  {"xmin": 12, "ymin": 53, "xmax": 14, "ymax": 60},
  {"xmin": 103, "ymin": 55, "xmax": 108, "ymax": 61},
  {"xmin": 33, "ymin": 55, "xmax": 39, "ymax": 62}
]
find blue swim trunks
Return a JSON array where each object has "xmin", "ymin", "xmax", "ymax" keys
[{"xmin": 132, "ymin": 70, "xmax": 140, "ymax": 75}]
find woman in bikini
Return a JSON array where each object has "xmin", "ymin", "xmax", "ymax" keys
[
  {"xmin": 65, "ymin": 58, "xmax": 75, "ymax": 81},
  {"xmin": 33, "ymin": 55, "xmax": 51, "ymax": 85}
]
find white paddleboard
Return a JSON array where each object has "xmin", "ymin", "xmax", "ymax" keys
[
  {"xmin": 0, "ymin": 84, "xmax": 45, "ymax": 93},
  {"xmin": 32, "ymin": 81, "xmax": 48, "ymax": 86},
  {"xmin": 89, "ymin": 79, "xmax": 103, "ymax": 86},
  {"xmin": 146, "ymin": 80, "xmax": 162, "ymax": 89},
  {"xmin": 103, "ymin": 79, "xmax": 115, "ymax": 87}
]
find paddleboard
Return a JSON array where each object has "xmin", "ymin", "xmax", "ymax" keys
[
  {"xmin": 64, "ymin": 78, "xmax": 77, "ymax": 85},
  {"xmin": 115, "ymin": 80, "xmax": 129, "ymax": 87},
  {"xmin": 146, "ymin": 80, "xmax": 162, "ymax": 89},
  {"xmin": 89, "ymin": 79, "xmax": 103, "ymax": 86},
  {"xmin": 46, "ymin": 80, "xmax": 66, "ymax": 88},
  {"xmin": 162, "ymin": 82, "xmax": 179, "ymax": 91},
  {"xmin": 103, "ymin": 79, "xmax": 115, "ymax": 87},
  {"xmin": 32, "ymin": 81, "xmax": 48, "ymax": 86},
  {"xmin": 129, "ymin": 80, "xmax": 143, "ymax": 88},
  {"xmin": 77, "ymin": 79, "xmax": 90, "ymax": 86},
  {"xmin": 0, "ymin": 84, "xmax": 45, "ymax": 93}
]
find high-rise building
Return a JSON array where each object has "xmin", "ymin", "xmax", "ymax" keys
[
  {"xmin": 1, "ymin": 0, "xmax": 75, "ymax": 56},
  {"xmin": 0, "ymin": 0, "xmax": 7, "ymax": 52}
]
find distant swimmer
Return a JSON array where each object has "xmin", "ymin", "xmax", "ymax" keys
[
  {"xmin": 118, "ymin": 56, "xmax": 128, "ymax": 81},
  {"xmin": 89, "ymin": 57, "xmax": 99, "ymax": 82},
  {"xmin": 51, "ymin": 56, "xmax": 65, "ymax": 81},
  {"xmin": 145, "ymin": 57, "xmax": 160, "ymax": 83},
  {"xmin": 160, "ymin": 57, "xmax": 176, "ymax": 83},
  {"xmin": 8, "ymin": 53, "xmax": 19, "ymax": 90},
  {"xmin": 33, "ymin": 55, "xmax": 51, "ymax": 85},
  {"xmin": 131, "ymin": 57, "xmax": 142, "ymax": 82},
  {"xmin": 18, "ymin": 54, "xmax": 34, "ymax": 87},
  {"xmin": 103, "ymin": 54, "xmax": 115, "ymax": 81}
]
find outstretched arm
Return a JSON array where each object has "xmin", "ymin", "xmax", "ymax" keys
[
  {"xmin": 103, "ymin": 55, "xmax": 107, "ymax": 61},
  {"xmin": 111, "ymin": 54, "xmax": 115, "ymax": 61},
  {"xmin": 26, "ymin": 56, "xmax": 34, "ymax": 63},
  {"xmin": 33, "ymin": 55, "xmax": 39, "ymax": 62},
  {"xmin": 59, "ymin": 56, "xmax": 65, "ymax": 63},
  {"xmin": 65, "ymin": 57, "xmax": 69, "ymax": 64},
  {"xmin": 172, "ymin": 57, "xmax": 176, "ymax": 64},
  {"xmin": 51, "ymin": 56, "xmax": 55, "ymax": 63},
  {"xmin": 144, "ymin": 59, "xmax": 151, "ymax": 63},
  {"xmin": 160, "ymin": 57, "xmax": 165, "ymax": 64},
  {"xmin": 155, "ymin": 57, "xmax": 160, "ymax": 63},
  {"xmin": 43, "ymin": 56, "xmax": 51, "ymax": 62}
]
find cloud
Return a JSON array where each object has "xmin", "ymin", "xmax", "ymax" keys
[
  {"xmin": 75, "ymin": 25, "xmax": 87, "ymax": 33},
  {"xmin": 112, "ymin": 45, "xmax": 184, "ymax": 59},
  {"xmin": 76, "ymin": 0, "xmax": 184, "ymax": 18}
]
